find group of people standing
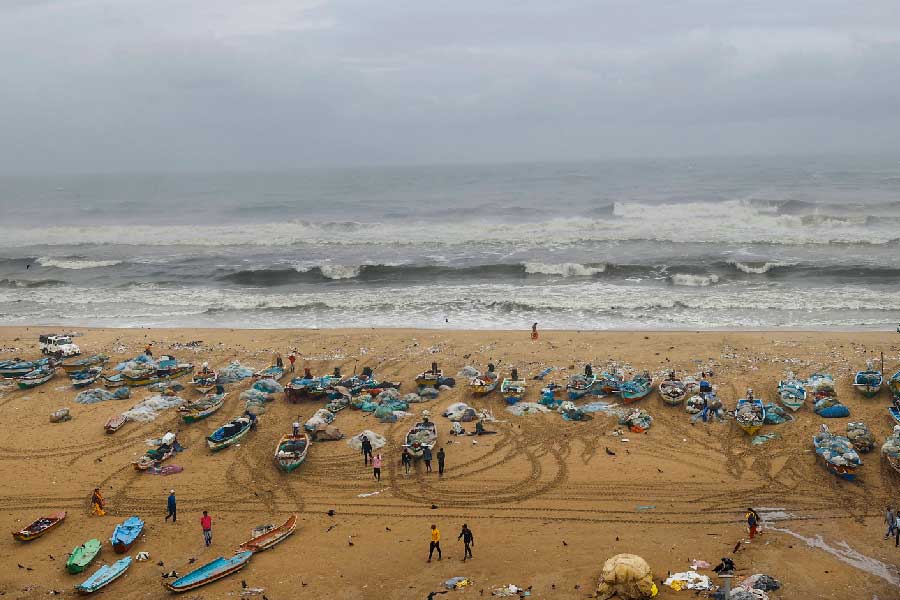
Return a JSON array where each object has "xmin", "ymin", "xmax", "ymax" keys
[{"xmin": 359, "ymin": 435, "xmax": 446, "ymax": 478}]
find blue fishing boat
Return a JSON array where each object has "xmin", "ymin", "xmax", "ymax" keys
[
  {"xmin": 566, "ymin": 365, "xmax": 596, "ymax": 400},
  {"xmin": 620, "ymin": 372, "xmax": 653, "ymax": 403},
  {"xmin": 594, "ymin": 371, "xmax": 623, "ymax": 396},
  {"xmin": 254, "ymin": 365, "xmax": 285, "ymax": 381},
  {"xmin": 813, "ymin": 424, "xmax": 860, "ymax": 481},
  {"xmin": 1, "ymin": 357, "xmax": 53, "ymax": 379},
  {"xmin": 853, "ymin": 361, "xmax": 883, "ymax": 398},
  {"xmin": 891, "ymin": 371, "xmax": 900, "ymax": 402},
  {"xmin": 208, "ymin": 415, "xmax": 256, "ymax": 451},
  {"xmin": 777, "ymin": 373, "xmax": 807, "ymax": 411},
  {"xmin": 74, "ymin": 556, "xmax": 132, "ymax": 594},
  {"xmin": 110, "ymin": 516, "xmax": 143, "ymax": 553},
  {"xmin": 889, "ymin": 405, "xmax": 900, "ymax": 426},
  {"xmin": 735, "ymin": 390, "xmax": 765, "ymax": 436},
  {"xmin": 164, "ymin": 551, "xmax": 253, "ymax": 592},
  {"xmin": 70, "ymin": 367, "xmax": 103, "ymax": 389},
  {"xmin": 500, "ymin": 368, "xmax": 526, "ymax": 405},
  {"xmin": 285, "ymin": 368, "xmax": 340, "ymax": 402}
]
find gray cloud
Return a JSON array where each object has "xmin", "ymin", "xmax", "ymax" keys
[{"xmin": 2, "ymin": 0, "xmax": 899, "ymax": 172}]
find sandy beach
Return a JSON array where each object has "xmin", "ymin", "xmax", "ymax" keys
[{"xmin": 1, "ymin": 326, "xmax": 899, "ymax": 599}]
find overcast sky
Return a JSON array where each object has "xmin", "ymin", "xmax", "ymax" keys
[{"xmin": 2, "ymin": 0, "xmax": 900, "ymax": 173}]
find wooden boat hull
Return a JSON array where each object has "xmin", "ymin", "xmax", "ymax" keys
[
  {"xmin": 16, "ymin": 370, "xmax": 55, "ymax": 389},
  {"xmin": 110, "ymin": 517, "xmax": 144, "ymax": 554},
  {"xmin": 469, "ymin": 382, "xmax": 498, "ymax": 395},
  {"xmin": 207, "ymin": 418, "xmax": 255, "ymax": 451},
  {"xmin": 74, "ymin": 556, "xmax": 131, "ymax": 594},
  {"xmin": 179, "ymin": 393, "xmax": 225, "ymax": 424},
  {"xmin": 62, "ymin": 355, "xmax": 108, "ymax": 374},
  {"xmin": 275, "ymin": 434, "xmax": 310, "ymax": 473},
  {"xmin": 104, "ymin": 365, "xmax": 193, "ymax": 388},
  {"xmin": 889, "ymin": 407, "xmax": 900, "ymax": 425},
  {"xmin": 164, "ymin": 551, "xmax": 253, "ymax": 592},
  {"xmin": 66, "ymin": 539, "xmax": 102, "ymax": 574},
  {"xmin": 817, "ymin": 454, "xmax": 857, "ymax": 481},
  {"xmin": 853, "ymin": 384, "xmax": 882, "ymax": 398},
  {"xmin": 71, "ymin": 368, "xmax": 102, "ymax": 388},
  {"xmin": 739, "ymin": 424, "xmax": 763, "ymax": 436},
  {"xmin": 104, "ymin": 415, "xmax": 127, "ymax": 434},
  {"xmin": 886, "ymin": 453, "xmax": 900, "ymax": 476},
  {"xmin": 238, "ymin": 515, "xmax": 297, "ymax": 552},
  {"xmin": 12, "ymin": 511, "xmax": 66, "ymax": 541}
]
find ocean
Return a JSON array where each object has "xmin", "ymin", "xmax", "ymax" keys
[{"xmin": 2, "ymin": 155, "xmax": 899, "ymax": 330}]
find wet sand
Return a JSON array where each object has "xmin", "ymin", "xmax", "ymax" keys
[{"xmin": 1, "ymin": 327, "xmax": 899, "ymax": 599}]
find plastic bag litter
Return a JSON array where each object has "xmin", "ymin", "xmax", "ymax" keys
[
  {"xmin": 348, "ymin": 430, "xmax": 386, "ymax": 450},
  {"xmin": 663, "ymin": 571, "xmax": 711, "ymax": 591},
  {"xmin": 305, "ymin": 408, "xmax": 335, "ymax": 431},
  {"xmin": 122, "ymin": 394, "xmax": 186, "ymax": 422},
  {"xmin": 419, "ymin": 387, "xmax": 440, "ymax": 399},
  {"xmin": 217, "ymin": 361, "xmax": 255, "ymax": 384},
  {"xmin": 596, "ymin": 554, "xmax": 657, "ymax": 600},
  {"xmin": 443, "ymin": 577, "xmax": 472, "ymax": 590},
  {"xmin": 846, "ymin": 421, "xmax": 875, "ymax": 453},
  {"xmin": 49, "ymin": 408, "xmax": 71, "ymax": 423},
  {"xmin": 739, "ymin": 574, "xmax": 780, "ymax": 592},
  {"xmin": 506, "ymin": 402, "xmax": 550, "ymax": 416},
  {"xmin": 402, "ymin": 392, "xmax": 425, "ymax": 404}
]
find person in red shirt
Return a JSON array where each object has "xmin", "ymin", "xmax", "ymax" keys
[
  {"xmin": 200, "ymin": 510, "xmax": 212, "ymax": 546},
  {"xmin": 288, "ymin": 352, "xmax": 296, "ymax": 373}
]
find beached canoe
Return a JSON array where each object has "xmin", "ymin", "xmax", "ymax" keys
[
  {"xmin": 854, "ymin": 365, "xmax": 883, "ymax": 398},
  {"xmin": 178, "ymin": 392, "xmax": 226, "ymax": 424},
  {"xmin": 777, "ymin": 375, "xmax": 807, "ymax": 411},
  {"xmin": 658, "ymin": 374, "xmax": 687, "ymax": 406},
  {"xmin": 74, "ymin": 556, "xmax": 132, "ymax": 594},
  {"xmin": 238, "ymin": 514, "xmax": 297, "ymax": 552},
  {"xmin": 61, "ymin": 354, "xmax": 109, "ymax": 375},
  {"xmin": 208, "ymin": 415, "xmax": 256, "ymax": 451},
  {"xmin": 12, "ymin": 511, "xmax": 66, "ymax": 541},
  {"xmin": 468, "ymin": 366, "xmax": 499, "ymax": 396},
  {"xmin": 405, "ymin": 419, "xmax": 437, "ymax": 458},
  {"xmin": 110, "ymin": 516, "xmax": 143, "ymax": 553},
  {"xmin": 415, "ymin": 362, "xmax": 442, "ymax": 388},
  {"xmin": 735, "ymin": 393, "xmax": 765, "ymax": 436},
  {"xmin": 66, "ymin": 538, "xmax": 102, "ymax": 574},
  {"xmin": 104, "ymin": 414, "xmax": 127, "ymax": 434},
  {"xmin": 814, "ymin": 424, "xmax": 860, "ymax": 481},
  {"xmin": 274, "ymin": 433, "xmax": 310, "ymax": 472},
  {"xmin": 285, "ymin": 370, "xmax": 340, "ymax": 402},
  {"xmin": 620, "ymin": 372, "xmax": 653, "ymax": 403},
  {"xmin": 165, "ymin": 551, "xmax": 253, "ymax": 592},
  {"xmin": 70, "ymin": 367, "xmax": 103, "ymax": 389},
  {"xmin": 191, "ymin": 369, "xmax": 218, "ymax": 394},
  {"xmin": 0, "ymin": 357, "xmax": 53, "ymax": 378},
  {"xmin": 254, "ymin": 365, "xmax": 285, "ymax": 381},
  {"xmin": 501, "ymin": 369, "xmax": 526, "ymax": 405},
  {"xmin": 16, "ymin": 366, "xmax": 56, "ymax": 390},
  {"xmin": 567, "ymin": 366, "xmax": 596, "ymax": 400},
  {"xmin": 889, "ymin": 406, "xmax": 900, "ymax": 426}
]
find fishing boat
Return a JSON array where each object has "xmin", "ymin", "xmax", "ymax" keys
[
  {"xmin": 274, "ymin": 433, "xmax": 310, "ymax": 472},
  {"xmin": 501, "ymin": 369, "xmax": 526, "ymax": 405},
  {"xmin": 813, "ymin": 424, "xmax": 860, "ymax": 481},
  {"xmin": 254, "ymin": 365, "xmax": 285, "ymax": 381},
  {"xmin": 340, "ymin": 367, "xmax": 399, "ymax": 395},
  {"xmin": 74, "ymin": 556, "xmax": 132, "ymax": 594},
  {"xmin": 415, "ymin": 362, "xmax": 442, "ymax": 388},
  {"xmin": 882, "ymin": 426, "xmax": 900, "ymax": 475},
  {"xmin": 110, "ymin": 516, "xmax": 144, "ymax": 553},
  {"xmin": 104, "ymin": 414, "xmax": 127, "ymax": 434},
  {"xmin": 620, "ymin": 372, "xmax": 653, "ymax": 403},
  {"xmin": 658, "ymin": 372, "xmax": 687, "ymax": 406},
  {"xmin": 70, "ymin": 367, "xmax": 103, "ymax": 388},
  {"xmin": 61, "ymin": 354, "xmax": 109, "ymax": 375},
  {"xmin": 734, "ymin": 390, "xmax": 765, "ymax": 436},
  {"xmin": 164, "ymin": 551, "xmax": 253, "ymax": 592},
  {"xmin": 207, "ymin": 415, "xmax": 257, "ymax": 451},
  {"xmin": 468, "ymin": 364, "xmax": 499, "ymax": 396},
  {"xmin": 238, "ymin": 514, "xmax": 297, "ymax": 552},
  {"xmin": 777, "ymin": 373, "xmax": 807, "ymax": 411},
  {"xmin": 405, "ymin": 418, "xmax": 437, "ymax": 458},
  {"xmin": 566, "ymin": 365, "xmax": 596, "ymax": 400},
  {"xmin": 15, "ymin": 366, "xmax": 56, "ymax": 390},
  {"xmin": 889, "ymin": 404, "xmax": 900, "ymax": 426},
  {"xmin": 12, "ymin": 511, "xmax": 66, "ymax": 541},
  {"xmin": 595, "ymin": 371, "xmax": 624, "ymax": 396},
  {"xmin": 191, "ymin": 366, "xmax": 218, "ymax": 394},
  {"xmin": 178, "ymin": 392, "xmax": 226, "ymax": 424},
  {"xmin": 0, "ymin": 357, "xmax": 53, "ymax": 378},
  {"xmin": 853, "ymin": 361, "xmax": 883, "ymax": 398},
  {"xmin": 103, "ymin": 356, "xmax": 193, "ymax": 388},
  {"xmin": 891, "ymin": 371, "xmax": 900, "ymax": 402},
  {"xmin": 66, "ymin": 538, "xmax": 102, "ymax": 574},
  {"xmin": 133, "ymin": 432, "xmax": 179, "ymax": 470},
  {"xmin": 285, "ymin": 369, "xmax": 340, "ymax": 402},
  {"xmin": 807, "ymin": 373, "xmax": 836, "ymax": 400}
]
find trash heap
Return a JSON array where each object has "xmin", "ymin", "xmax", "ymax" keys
[
  {"xmin": 846, "ymin": 421, "xmax": 875, "ymax": 453},
  {"xmin": 75, "ymin": 387, "xmax": 130, "ymax": 404},
  {"xmin": 813, "ymin": 395, "xmax": 849, "ymax": 418},
  {"xmin": 596, "ymin": 554, "xmax": 656, "ymax": 600},
  {"xmin": 619, "ymin": 408, "xmax": 653, "ymax": 432},
  {"xmin": 814, "ymin": 425, "xmax": 861, "ymax": 471},
  {"xmin": 739, "ymin": 574, "xmax": 781, "ymax": 592},
  {"xmin": 663, "ymin": 570, "xmax": 712, "ymax": 591},
  {"xmin": 217, "ymin": 361, "xmax": 255, "ymax": 384}
]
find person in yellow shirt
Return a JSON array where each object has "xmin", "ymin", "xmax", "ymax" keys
[
  {"xmin": 90, "ymin": 487, "xmax": 105, "ymax": 516},
  {"xmin": 428, "ymin": 524, "xmax": 442, "ymax": 562}
]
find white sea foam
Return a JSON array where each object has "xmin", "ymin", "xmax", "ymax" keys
[
  {"xmin": 318, "ymin": 264, "xmax": 362, "ymax": 280},
  {"xmin": 37, "ymin": 257, "xmax": 122, "ymax": 270},
  {"xmin": 730, "ymin": 261, "xmax": 797, "ymax": 274},
  {"xmin": 670, "ymin": 273, "xmax": 719, "ymax": 287},
  {"xmin": 523, "ymin": 262, "xmax": 606, "ymax": 277}
]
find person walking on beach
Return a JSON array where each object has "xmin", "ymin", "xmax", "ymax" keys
[
  {"xmin": 361, "ymin": 435, "xmax": 373, "ymax": 466},
  {"xmin": 886, "ymin": 506, "xmax": 896, "ymax": 540},
  {"xmin": 373, "ymin": 453, "xmax": 382, "ymax": 481},
  {"xmin": 457, "ymin": 524, "xmax": 474, "ymax": 561},
  {"xmin": 531, "ymin": 322, "xmax": 538, "ymax": 341},
  {"xmin": 288, "ymin": 352, "xmax": 296, "ymax": 373},
  {"xmin": 200, "ymin": 510, "xmax": 212, "ymax": 546},
  {"xmin": 275, "ymin": 353, "xmax": 284, "ymax": 368},
  {"xmin": 293, "ymin": 417, "xmax": 301, "ymax": 437},
  {"xmin": 746, "ymin": 507, "xmax": 761, "ymax": 540},
  {"xmin": 165, "ymin": 490, "xmax": 177, "ymax": 523},
  {"xmin": 402, "ymin": 449, "xmax": 412, "ymax": 475},
  {"xmin": 90, "ymin": 488, "xmax": 105, "ymax": 516},
  {"xmin": 437, "ymin": 447, "xmax": 446, "ymax": 476},
  {"xmin": 423, "ymin": 446, "xmax": 433, "ymax": 473},
  {"xmin": 428, "ymin": 524, "xmax": 442, "ymax": 562},
  {"xmin": 144, "ymin": 343, "xmax": 153, "ymax": 357},
  {"xmin": 894, "ymin": 512, "xmax": 900, "ymax": 547}
]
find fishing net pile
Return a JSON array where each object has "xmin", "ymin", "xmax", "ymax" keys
[
  {"xmin": 846, "ymin": 422, "xmax": 875, "ymax": 453},
  {"xmin": 595, "ymin": 554, "xmax": 657, "ymax": 600},
  {"xmin": 217, "ymin": 361, "xmax": 255, "ymax": 384},
  {"xmin": 305, "ymin": 408, "xmax": 335, "ymax": 431},
  {"xmin": 619, "ymin": 408, "xmax": 653, "ymax": 432},
  {"xmin": 814, "ymin": 425, "xmax": 860, "ymax": 470},
  {"xmin": 122, "ymin": 394, "xmax": 186, "ymax": 422},
  {"xmin": 241, "ymin": 378, "xmax": 284, "ymax": 413},
  {"xmin": 443, "ymin": 402, "xmax": 478, "ymax": 422},
  {"xmin": 347, "ymin": 430, "xmax": 387, "ymax": 451},
  {"xmin": 813, "ymin": 395, "xmax": 849, "ymax": 418},
  {"xmin": 762, "ymin": 403, "xmax": 793, "ymax": 425},
  {"xmin": 881, "ymin": 426, "xmax": 900, "ymax": 459},
  {"xmin": 75, "ymin": 387, "xmax": 130, "ymax": 404}
]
